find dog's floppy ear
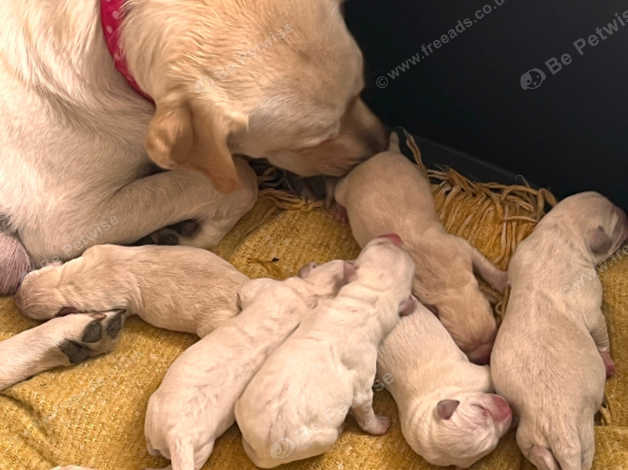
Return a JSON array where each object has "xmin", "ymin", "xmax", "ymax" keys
[
  {"xmin": 145, "ymin": 98, "xmax": 247, "ymax": 193},
  {"xmin": 587, "ymin": 225, "xmax": 613, "ymax": 255}
]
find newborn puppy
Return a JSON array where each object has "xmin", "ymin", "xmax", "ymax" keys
[
  {"xmin": 334, "ymin": 132, "xmax": 507, "ymax": 364},
  {"xmin": 16, "ymin": 245, "xmax": 248, "ymax": 338},
  {"xmin": 491, "ymin": 192, "xmax": 627, "ymax": 470},
  {"xmin": 235, "ymin": 235, "xmax": 416, "ymax": 468},
  {"xmin": 378, "ymin": 301, "xmax": 512, "ymax": 468},
  {"xmin": 144, "ymin": 260, "xmax": 349, "ymax": 470}
]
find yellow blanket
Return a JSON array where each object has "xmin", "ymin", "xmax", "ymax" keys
[{"xmin": 0, "ymin": 188, "xmax": 626, "ymax": 470}]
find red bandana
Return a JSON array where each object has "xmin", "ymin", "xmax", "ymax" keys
[{"xmin": 101, "ymin": 0, "xmax": 154, "ymax": 102}]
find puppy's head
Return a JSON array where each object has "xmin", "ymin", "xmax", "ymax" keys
[
  {"xmin": 126, "ymin": 0, "xmax": 386, "ymax": 192},
  {"xmin": 412, "ymin": 392, "xmax": 512, "ymax": 468},
  {"xmin": 297, "ymin": 259, "xmax": 354, "ymax": 297},
  {"xmin": 546, "ymin": 192, "xmax": 627, "ymax": 263},
  {"xmin": 15, "ymin": 262, "xmax": 66, "ymax": 321},
  {"xmin": 431, "ymin": 282, "xmax": 497, "ymax": 365},
  {"xmin": 351, "ymin": 235, "xmax": 416, "ymax": 300},
  {"xmin": 413, "ymin": 245, "xmax": 497, "ymax": 364}
]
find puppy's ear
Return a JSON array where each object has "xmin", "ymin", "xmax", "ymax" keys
[
  {"xmin": 342, "ymin": 261, "xmax": 357, "ymax": 283},
  {"xmin": 398, "ymin": 296, "xmax": 417, "ymax": 316},
  {"xmin": 388, "ymin": 131, "xmax": 401, "ymax": 152},
  {"xmin": 436, "ymin": 399, "xmax": 460, "ymax": 420},
  {"xmin": 297, "ymin": 262, "xmax": 318, "ymax": 279},
  {"xmin": 145, "ymin": 98, "xmax": 247, "ymax": 193},
  {"xmin": 587, "ymin": 225, "xmax": 613, "ymax": 255}
]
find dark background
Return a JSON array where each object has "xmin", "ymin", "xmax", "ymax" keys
[{"xmin": 345, "ymin": 0, "xmax": 628, "ymax": 208}]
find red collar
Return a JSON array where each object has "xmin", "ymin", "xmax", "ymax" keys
[{"xmin": 101, "ymin": 0, "xmax": 154, "ymax": 102}]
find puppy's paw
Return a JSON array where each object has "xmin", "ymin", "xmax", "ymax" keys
[
  {"xmin": 366, "ymin": 415, "xmax": 391, "ymax": 436},
  {"xmin": 600, "ymin": 350, "xmax": 616, "ymax": 378},
  {"xmin": 328, "ymin": 202, "xmax": 348, "ymax": 224},
  {"xmin": 58, "ymin": 310, "xmax": 126, "ymax": 365}
]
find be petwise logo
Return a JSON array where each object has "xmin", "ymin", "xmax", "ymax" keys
[{"xmin": 520, "ymin": 10, "xmax": 628, "ymax": 90}]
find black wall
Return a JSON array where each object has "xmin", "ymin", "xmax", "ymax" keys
[{"xmin": 345, "ymin": 1, "xmax": 628, "ymax": 208}]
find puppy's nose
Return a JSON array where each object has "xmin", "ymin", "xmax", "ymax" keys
[
  {"xmin": 487, "ymin": 395, "xmax": 512, "ymax": 423},
  {"xmin": 380, "ymin": 233, "xmax": 403, "ymax": 246},
  {"xmin": 467, "ymin": 341, "xmax": 493, "ymax": 365}
]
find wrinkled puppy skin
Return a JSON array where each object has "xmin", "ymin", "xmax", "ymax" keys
[
  {"xmin": 335, "ymin": 131, "xmax": 506, "ymax": 364},
  {"xmin": 0, "ymin": 231, "xmax": 31, "ymax": 296},
  {"xmin": 378, "ymin": 302, "xmax": 512, "ymax": 468},
  {"xmin": 144, "ymin": 260, "xmax": 348, "ymax": 470},
  {"xmin": 491, "ymin": 192, "xmax": 626, "ymax": 470},
  {"xmin": 16, "ymin": 244, "xmax": 248, "ymax": 337},
  {"xmin": 235, "ymin": 236, "xmax": 416, "ymax": 468}
]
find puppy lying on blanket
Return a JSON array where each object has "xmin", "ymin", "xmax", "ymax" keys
[
  {"xmin": 145, "ymin": 260, "xmax": 348, "ymax": 470},
  {"xmin": 1, "ymin": 245, "xmax": 248, "ymax": 390},
  {"xmin": 16, "ymin": 244, "xmax": 248, "ymax": 337},
  {"xmin": 235, "ymin": 234, "xmax": 416, "ymax": 468},
  {"xmin": 377, "ymin": 301, "xmax": 512, "ymax": 468},
  {"xmin": 491, "ymin": 192, "xmax": 627, "ymax": 470},
  {"xmin": 334, "ymin": 132, "xmax": 507, "ymax": 364}
]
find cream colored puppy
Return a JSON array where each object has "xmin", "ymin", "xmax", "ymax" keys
[
  {"xmin": 491, "ymin": 192, "xmax": 627, "ymax": 470},
  {"xmin": 378, "ymin": 302, "xmax": 512, "ymax": 468},
  {"xmin": 145, "ymin": 260, "xmax": 349, "ymax": 470},
  {"xmin": 0, "ymin": 245, "xmax": 248, "ymax": 391},
  {"xmin": 334, "ymin": 132, "xmax": 507, "ymax": 364},
  {"xmin": 0, "ymin": 0, "xmax": 386, "ymax": 295},
  {"xmin": 235, "ymin": 235, "xmax": 416, "ymax": 468},
  {"xmin": 16, "ymin": 245, "xmax": 248, "ymax": 336}
]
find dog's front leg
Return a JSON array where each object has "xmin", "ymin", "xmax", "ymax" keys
[
  {"xmin": 0, "ymin": 310, "xmax": 125, "ymax": 391},
  {"xmin": 22, "ymin": 159, "xmax": 257, "ymax": 265}
]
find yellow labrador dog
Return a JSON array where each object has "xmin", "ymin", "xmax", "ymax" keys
[{"xmin": 0, "ymin": 0, "xmax": 386, "ymax": 295}]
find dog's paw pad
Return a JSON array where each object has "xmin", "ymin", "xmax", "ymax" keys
[
  {"xmin": 59, "ymin": 340, "xmax": 93, "ymax": 365},
  {"xmin": 105, "ymin": 310, "xmax": 124, "ymax": 339},
  {"xmin": 58, "ymin": 310, "xmax": 126, "ymax": 364},
  {"xmin": 81, "ymin": 319, "xmax": 103, "ymax": 343},
  {"xmin": 135, "ymin": 220, "xmax": 201, "ymax": 247}
]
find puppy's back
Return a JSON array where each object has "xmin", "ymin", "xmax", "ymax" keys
[{"xmin": 335, "ymin": 152, "xmax": 437, "ymax": 246}]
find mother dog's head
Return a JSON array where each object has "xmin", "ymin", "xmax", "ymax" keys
[{"xmin": 122, "ymin": 0, "xmax": 387, "ymax": 192}]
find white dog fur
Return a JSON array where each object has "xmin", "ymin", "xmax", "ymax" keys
[
  {"xmin": 1, "ymin": 244, "xmax": 248, "ymax": 390},
  {"xmin": 235, "ymin": 235, "xmax": 416, "ymax": 468},
  {"xmin": 377, "ymin": 301, "xmax": 512, "ymax": 468},
  {"xmin": 334, "ymin": 132, "xmax": 507, "ymax": 364},
  {"xmin": 491, "ymin": 192, "xmax": 627, "ymax": 470},
  {"xmin": 144, "ymin": 260, "xmax": 349, "ymax": 470},
  {"xmin": 0, "ymin": 0, "xmax": 386, "ymax": 295}
]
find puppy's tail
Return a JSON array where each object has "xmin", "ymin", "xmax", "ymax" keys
[
  {"xmin": 169, "ymin": 438, "xmax": 198, "ymax": 470},
  {"xmin": 0, "ymin": 231, "xmax": 31, "ymax": 296}
]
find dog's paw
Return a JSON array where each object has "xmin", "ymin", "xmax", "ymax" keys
[
  {"xmin": 58, "ymin": 310, "xmax": 126, "ymax": 365},
  {"xmin": 134, "ymin": 220, "xmax": 200, "ymax": 247}
]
